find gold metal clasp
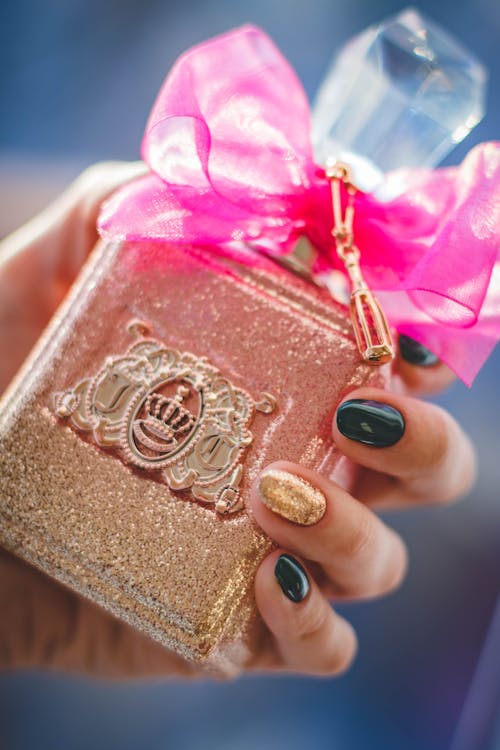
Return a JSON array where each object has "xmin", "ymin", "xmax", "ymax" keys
[{"xmin": 326, "ymin": 161, "xmax": 394, "ymax": 365}]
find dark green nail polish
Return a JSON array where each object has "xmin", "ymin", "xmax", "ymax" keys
[
  {"xmin": 399, "ymin": 334, "xmax": 439, "ymax": 367},
  {"xmin": 336, "ymin": 399, "xmax": 405, "ymax": 447},
  {"xmin": 274, "ymin": 554, "xmax": 309, "ymax": 603}
]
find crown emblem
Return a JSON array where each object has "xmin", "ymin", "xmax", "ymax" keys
[
  {"xmin": 133, "ymin": 387, "xmax": 197, "ymax": 454},
  {"xmin": 53, "ymin": 320, "xmax": 276, "ymax": 514}
]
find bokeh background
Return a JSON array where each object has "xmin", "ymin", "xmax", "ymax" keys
[{"xmin": 0, "ymin": 1, "xmax": 499, "ymax": 749}]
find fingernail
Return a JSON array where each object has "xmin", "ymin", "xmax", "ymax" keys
[
  {"xmin": 274, "ymin": 554, "xmax": 310, "ymax": 603},
  {"xmin": 259, "ymin": 469, "xmax": 326, "ymax": 526},
  {"xmin": 336, "ymin": 399, "xmax": 405, "ymax": 447},
  {"xmin": 399, "ymin": 334, "xmax": 439, "ymax": 367}
]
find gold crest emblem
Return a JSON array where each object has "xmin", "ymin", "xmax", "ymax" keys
[{"xmin": 54, "ymin": 320, "xmax": 276, "ymax": 514}]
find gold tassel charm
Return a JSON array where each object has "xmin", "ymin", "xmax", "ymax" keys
[{"xmin": 326, "ymin": 162, "xmax": 394, "ymax": 365}]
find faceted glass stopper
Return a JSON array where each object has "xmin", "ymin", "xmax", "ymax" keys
[{"xmin": 312, "ymin": 7, "xmax": 487, "ymax": 192}]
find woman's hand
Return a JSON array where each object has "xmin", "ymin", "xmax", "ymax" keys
[
  {"xmin": 249, "ymin": 377, "xmax": 475, "ymax": 675},
  {"xmin": 0, "ymin": 163, "xmax": 476, "ymax": 678}
]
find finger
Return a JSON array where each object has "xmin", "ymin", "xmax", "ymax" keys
[
  {"xmin": 250, "ymin": 462, "xmax": 408, "ymax": 599},
  {"xmin": 334, "ymin": 387, "xmax": 476, "ymax": 507},
  {"xmin": 0, "ymin": 161, "xmax": 147, "ymax": 273},
  {"xmin": 254, "ymin": 550, "xmax": 357, "ymax": 676},
  {"xmin": 0, "ymin": 161, "xmax": 146, "ymax": 392},
  {"xmin": 393, "ymin": 334, "xmax": 456, "ymax": 396}
]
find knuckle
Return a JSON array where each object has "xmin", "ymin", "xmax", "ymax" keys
[
  {"xmin": 428, "ymin": 410, "xmax": 453, "ymax": 472},
  {"xmin": 378, "ymin": 541, "xmax": 408, "ymax": 595},
  {"xmin": 327, "ymin": 532, "xmax": 408, "ymax": 600},
  {"xmin": 432, "ymin": 487, "xmax": 462, "ymax": 506},
  {"xmin": 439, "ymin": 433, "xmax": 477, "ymax": 504},
  {"xmin": 315, "ymin": 652, "xmax": 348, "ymax": 677},
  {"xmin": 64, "ymin": 161, "xmax": 129, "ymax": 237},
  {"xmin": 414, "ymin": 407, "xmax": 451, "ymax": 477},
  {"xmin": 432, "ymin": 466, "xmax": 475, "ymax": 505},
  {"xmin": 72, "ymin": 162, "xmax": 126, "ymax": 218},
  {"xmin": 410, "ymin": 408, "xmax": 476, "ymax": 505},
  {"xmin": 316, "ymin": 628, "xmax": 357, "ymax": 677},
  {"xmin": 459, "ymin": 440, "xmax": 477, "ymax": 496},
  {"xmin": 324, "ymin": 649, "xmax": 355, "ymax": 677},
  {"xmin": 404, "ymin": 406, "xmax": 457, "ymax": 489},
  {"xmin": 294, "ymin": 599, "xmax": 329, "ymax": 639},
  {"xmin": 74, "ymin": 161, "xmax": 124, "ymax": 194},
  {"xmin": 340, "ymin": 514, "xmax": 376, "ymax": 561}
]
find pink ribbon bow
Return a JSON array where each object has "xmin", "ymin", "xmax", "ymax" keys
[{"xmin": 98, "ymin": 24, "xmax": 500, "ymax": 385}]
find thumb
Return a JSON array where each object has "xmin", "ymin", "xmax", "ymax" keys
[{"xmin": 0, "ymin": 161, "xmax": 146, "ymax": 392}]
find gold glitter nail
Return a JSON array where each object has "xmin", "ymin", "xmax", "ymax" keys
[{"xmin": 259, "ymin": 469, "xmax": 326, "ymax": 526}]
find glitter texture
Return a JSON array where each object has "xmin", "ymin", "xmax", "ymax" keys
[
  {"xmin": 0, "ymin": 240, "xmax": 388, "ymax": 673},
  {"xmin": 259, "ymin": 469, "xmax": 327, "ymax": 526}
]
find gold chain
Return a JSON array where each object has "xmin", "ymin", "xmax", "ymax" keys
[{"xmin": 325, "ymin": 162, "xmax": 394, "ymax": 365}]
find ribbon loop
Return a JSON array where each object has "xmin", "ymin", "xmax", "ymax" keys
[{"xmin": 99, "ymin": 25, "xmax": 500, "ymax": 385}]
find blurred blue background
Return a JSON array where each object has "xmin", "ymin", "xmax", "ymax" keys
[{"xmin": 0, "ymin": 1, "xmax": 499, "ymax": 749}]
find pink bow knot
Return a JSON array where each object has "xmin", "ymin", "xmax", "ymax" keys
[{"xmin": 99, "ymin": 24, "xmax": 500, "ymax": 385}]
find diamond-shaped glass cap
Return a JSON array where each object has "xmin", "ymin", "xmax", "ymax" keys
[{"xmin": 312, "ymin": 7, "xmax": 487, "ymax": 192}]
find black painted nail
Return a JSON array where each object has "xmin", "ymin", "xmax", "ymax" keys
[
  {"xmin": 399, "ymin": 334, "xmax": 439, "ymax": 367},
  {"xmin": 336, "ymin": 399, "xmax": 405, "ymax": 447},
  {"xmin": 274, "ymin": 554, "xmax": 309, "ymax": 603}
]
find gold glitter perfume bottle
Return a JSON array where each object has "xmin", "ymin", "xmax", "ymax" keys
[{"xmin": 0, "ymin": 238, "xmax": 387, "ymax": 673}]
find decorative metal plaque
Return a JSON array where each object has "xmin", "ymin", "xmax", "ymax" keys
[{"xmin": 54, "ymin": 321, "xmax": 275, "ymax": 514}]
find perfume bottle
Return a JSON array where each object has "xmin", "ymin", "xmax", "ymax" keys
[{"xmin": 0, "ymin": 17, "xmax": 485, "ymax": 673}]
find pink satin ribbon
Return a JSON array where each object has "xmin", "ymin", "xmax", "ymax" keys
[{"xmin": 98, "ymin": 24, "xmax": 500, "ymax": 385}]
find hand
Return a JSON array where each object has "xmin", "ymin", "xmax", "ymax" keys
[
  {"xmin": 0, "ymin": 163, "xmax": 476, "ymax": 678},
  {"xmin": 248, "ymin": 373, "xmax": 475, "ymax": 675}
]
